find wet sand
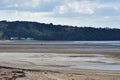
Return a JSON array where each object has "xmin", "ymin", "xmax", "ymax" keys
[
  {"xmin": 0, "ymin": 41, "xmax": 120, "ymax": 80},
  {"xmin": 0, "ymin": 53, "xmax": 120, "ymax": 71}
]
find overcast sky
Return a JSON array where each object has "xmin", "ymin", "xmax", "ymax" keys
[{"xmin": 0, "ymin": 0, "xmax": 120, "ymax": 28}]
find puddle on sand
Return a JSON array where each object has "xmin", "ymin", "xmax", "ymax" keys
[{"xmin": 71, "ymin": 64, "xmax": 120, "ymax": 70}]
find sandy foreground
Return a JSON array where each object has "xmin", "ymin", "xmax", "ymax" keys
[
  {"xmin": 0, "ymin": 68, "xmax": 120, "ymax": 80},
  {"xmin": 0, "ymin": 41, "xmax": 120, "ymax": 80}
]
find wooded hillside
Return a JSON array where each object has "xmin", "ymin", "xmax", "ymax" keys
[{"xmin": 0, "ymin": 21, "xmax": 120, "ymax": 41}]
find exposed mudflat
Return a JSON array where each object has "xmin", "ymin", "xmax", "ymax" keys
[
  {"xmin": 0, "ymin": 41, "xmax": 120, "ymax": 80},
  {"xmin": 0, "ymin": 52, "xmax": 120, "ymax": 71}
]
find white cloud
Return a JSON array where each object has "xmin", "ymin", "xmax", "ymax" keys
[
  {"xmin": 55, "ymin": 5, "xmax": 68, "ymax": 14},
  {"xmin": 55, "ymin": 0, "xmax": 96, "ymax": 14},
  {"xmin": 0, "ymin": 10, "xmax": 53, "ymax": 22},
  {"xmin": 55, "ymin": 0, "xmax": 120, "ymax": 15},
  {"xmin": 0, "ymin": 0, "xmax": 120, "ymax": 28},
  {"xmin": 97, "ymin": 3, "xmax": 120, "ymax": 10},
  {"xmin": 69, "ymin": 1, "xmax": 95, "ymax": 14},
  {"xmin": 23, "ymin": 0, "xmax": 41, "ymax": 8}
]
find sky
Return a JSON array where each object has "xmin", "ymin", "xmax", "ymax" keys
[{"xmin": 0, "ymin": 0, "xmax": 120, "ymax": 28}]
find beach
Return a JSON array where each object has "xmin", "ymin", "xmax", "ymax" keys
[{"xmin": 0, "ymin": 41, "xmax": 120, "ymax": 80}]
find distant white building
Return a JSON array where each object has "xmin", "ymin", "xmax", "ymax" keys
[
  {"xmin": 26, "ymin": 37, "xmax": 34, "ymax": 40},
  {"xmin": 10, "ymin": 37, "xmax": 19, "ymax": 40},
  {"xmin": 10, "ymin": 37, "xmax": 34, "ymax": 40}
]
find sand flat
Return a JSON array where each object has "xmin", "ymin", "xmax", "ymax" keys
[{"xmin": 0, "ymin": 41, "xmax": 120, "ymax": 80}]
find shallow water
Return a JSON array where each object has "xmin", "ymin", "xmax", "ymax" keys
[
  {"xmin": 0, "ymin": 53, "xmax": 120, "ymax": 71},
  {"xmin": 71, "ymin": 64, "xmax": 120, "ymax": 70}
]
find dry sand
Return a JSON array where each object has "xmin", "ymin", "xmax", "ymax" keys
[{"xmin": 0, "ymin": 68, "xmax": 120, "ymax": 80}]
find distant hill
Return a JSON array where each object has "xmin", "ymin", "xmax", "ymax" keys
[{"xmin": 0, "ymin": 20, "xmax": 120, "ymax": 41}]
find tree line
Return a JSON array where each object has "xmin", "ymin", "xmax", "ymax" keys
[{"xmin": 0, "ymin": 20, "xmax": 120, "ymax": 41}]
